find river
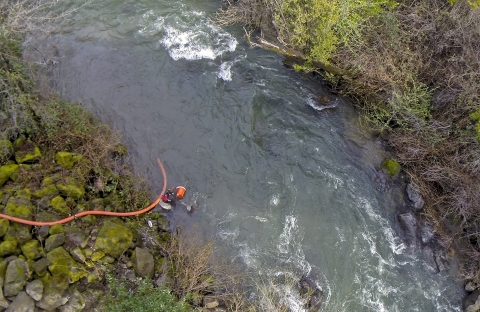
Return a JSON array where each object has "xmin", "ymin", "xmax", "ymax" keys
[{"xmin": 32, "ymin": 0, "xmax": 464, "ymax": 310}]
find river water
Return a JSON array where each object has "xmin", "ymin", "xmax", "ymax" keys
[{"xmin": 33, "ymin": 0, "xmax": 464, "ymax": 310}]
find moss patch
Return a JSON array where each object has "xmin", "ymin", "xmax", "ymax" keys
[
  {"xmin": 94, "ymin": 220, "xmax": 133, "ymax": 258},
  {"xmin": 15, "ymin": 141, "xmax": 41, "ymax": 164},
  {"xmin": 381, "ymin": 159, "xmax": 401, "ymax": 177},
  {"xmin": 54, "ymin": 152, "xmax": 83, "ymax": 170},
  {"xmin": 47, "ymin": 246, "xmax": 87, "ymax": 283},
  {"xmin": 0, "ymin": 164, "xmax": 19, "ymax": 187}
]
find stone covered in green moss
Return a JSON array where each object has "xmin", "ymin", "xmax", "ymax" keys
[
  {"xmin": 41, "ymin": 174, "xmax": 62, "ymax": 187},
  {"xmin": 47, "ymin": 246, "xmax": 87, "ymax": 283},
  {"xmin": 56, "ymin": 178, "xmax": 85, "ymax": 200},
  {"xmin": 49, "ymin": 224, "xmax": 64, "ymax": 235},
  {"xmin": 91, "ymin": 251, "xmax": 105, "ymax": 262},
  {"xmin": 21, "ymin": 240, "xmax": 42, "ymax": 260},
  {"xmin": 51, "ymin": 196, "xmax": 71, "ymax": 215},
  {"xmin": 0, "ymin": 218, "xmax": 9, "ymax": 237},
  {"xmin": 4, "ymin": 191, "xmax": 33, "ymax": 219},
  {"xmin": 14, "ymin": 140, "xmax": 41, "ymax": 164},
  {"xmin": 0, "ymin": 240, "xmax": 18, "ymax": 257},
  {"xmin": 381, "ymin": 159, "xmax": 401, "ymax": 177},
  {"xmin": 33, "ymin": 184, "xmax": 59, "ymax": 199},
  {"xmin": 0, "ymin": 140, "xmax": 13, "ymax": 162},
  {"xmin": 54, "ymin": 152, "xmax": 83, "ymax": 169},
  {"xmin": 4, "ymin": 224, "xmax": 32, "ymax": 245},
  {"xmin": 94, "ymin": 220, "xmax": 133, "ymax": 258},
  {"xmin": 0, "ymin": 164, "xmax": 19, "ymax": 187}
]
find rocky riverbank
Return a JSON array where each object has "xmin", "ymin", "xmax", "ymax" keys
[{"xmin": 0, "ymin": 136, "xmax": 180, "ymax": 310}]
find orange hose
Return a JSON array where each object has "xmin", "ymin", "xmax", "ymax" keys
[{"xmin": 0, "ymin": 158, "xmax": 167, "ymax": 226}]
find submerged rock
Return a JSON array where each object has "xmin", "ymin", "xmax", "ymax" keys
[
  {"xmin": 398, "ymin": 212, "xmax": 419, "ymax": 250},
  {"xmin": 300, "ymin": 276, "xmax": 323, "ymax": 312}
]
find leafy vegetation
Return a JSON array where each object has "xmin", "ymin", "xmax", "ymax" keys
[{"xmin": 102, "ymin": 275, "xmax": 191, "ymax": 312}]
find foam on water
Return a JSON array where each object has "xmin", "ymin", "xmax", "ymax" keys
[
  {"xmin": 217, "ymin": 61, "xmax": 233, "ymax": 81},
  {"xmin": 137, "ymin": 7, "xmax": 237, "ymax": 62}
]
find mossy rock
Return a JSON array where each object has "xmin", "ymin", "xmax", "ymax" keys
[
  {"xmin": 13, "ymin": 135, "xmax": 26, "ymax": 151},
  {"xmin": 88, "ymin": 198, "xmax": 104, "ymax": 211},
  {"xmin": 91, "ymin": 251, "xmax": 105, "ymax": 262},
  {"xmin": 94, "ymin": 220, "xmax": 133, "ymax": 258},
  {"xmin": 20, "ymin": 240, "xmax": 43, "ymax": 260},
  {"xmin": 4, "ymin": 224, "xmax": 32, "ymax": 245},
  {"xmin": 0, "ymin": 240, "xmax": 18, "ymax": 257},
  {"xmin": 14, "ymin": 141, "xmax": 41, "ymax": 164},
  {"xmin": 4, "ymin": 193, "xmax": 33, "ymax": 220},
  {"xmin": 381, "ymin": 159, "xmax": 401, "ymax": 177},
  {"xmin": 54, "ymin": 152, "xmax": 83, "ymax": 170},
  {"xmin": 35, "ymin": 211, "xmax": 56, "ymax": 222},
  {"xmin": 0, "ymin": 164, "xmax": 19, "ymax": 187},
  {"xmin": 0, "ymin": 140, "xmax": 14, "ymax": 162},
  {"xmin": 41, "ymin": 175, "xmax": 62, "ymax": 187},
  {"xmin": 33, "ymin": 184, "xmax": 59, "ymax": 199},
  {"xmin": 0, "ymin": 218, "xmax": 9, "ymax": 238},
  {"xmin": 56, "ymin": 178, "xmax": 85, "ymax": 200},
  {"xmin": 49, "ymin": 224, "xmax": 64, "ymax": 235},
  {"xmin": 51, "ymin": 196, "xmax": 71, "ymax": 215},
  {"xmin": 46, "ymin": 246, "xmax": 87, "ymax": 283}
]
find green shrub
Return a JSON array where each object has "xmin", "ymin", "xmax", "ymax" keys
[{"xmin": 102, "ymin": 274, "xmax": 191, "ymax": 312}]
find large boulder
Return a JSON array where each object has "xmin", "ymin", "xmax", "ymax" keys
[
  {"xmin": 94, "ymin": 220, "xmax": 133, "ymax": 258},
  {"xmin": 132, "ymin": 247, "xmax": 154, "ymax": 278}
]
